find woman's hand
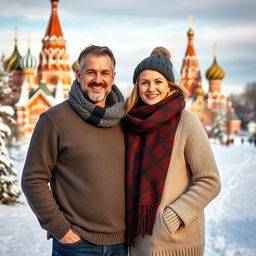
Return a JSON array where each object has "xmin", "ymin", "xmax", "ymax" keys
[{"xmin": 59, "ymin": 229, "xmax": 81, "ymax": 244}]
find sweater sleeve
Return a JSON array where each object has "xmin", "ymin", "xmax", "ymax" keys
[
  {"xmin": 21, "ymin": 113, "xmax": 71, "ymax": 240},
  {"xmin": 163, "ymin": 112, "xmax": 221, "ymax": 230}
]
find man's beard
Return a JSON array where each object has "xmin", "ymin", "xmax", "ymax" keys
[
  {"xmin": 85, "ymin": 82, "xmax": 110, "ymax": 104},
  {"xmin": 87, "ymin": 92, "xmax": 108, "ymax": 103}
]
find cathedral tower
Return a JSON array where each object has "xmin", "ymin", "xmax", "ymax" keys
[
  {"xmin": 180, "ymin": 24, "xmax": 201, "ymax": 98},
  {"xmin": 206, "ymin": 54, "xmax": 226, "ymax": 109},
  {"xmin": 37, "ymin": 0, "xmax": 71, "ymax": 96},
  {"xmin": 20, "ymin": 40, "xmax": 37, "ymax": 92},
  {"xmin": 206, "ymin": 55, "xmax": 225, "ymax": 94}
]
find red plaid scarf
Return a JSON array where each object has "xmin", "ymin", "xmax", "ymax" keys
[{"xmin": 125, "ymin": 93, "xmax": 185, "ymax": 245}]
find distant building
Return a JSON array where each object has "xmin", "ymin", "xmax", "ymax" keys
[
  {"xmin": 14, "ymin": 0, "xmax": 72, "ymax": 140},
  {"xmin": 205, "ymin": 54, "xmax": 226, "ymax": 110},
  {"xmin": 247, "ymin": 121, "xmax": 256, "ymax": 137},
  {"xmin": 37, "ymin": 0, "xmax": 72, "ymax": 97},
  {"xmin": 187, "ymin": 82, "xmax": 215, "ymax": 135},
  {"xmin": 3, "ymin": 3, "xmax": 241, "ymax": 139},
  {"xmin": 226, "ymin": 101, "xmax": 241, "ymax": 136},
  {"xmin": 181, "ymin": 25, "xmax": 241, "ymax": 136},
  {"xmin": 180, "ymin": 27, "xmax": 202, "ymax": 98},
  {"xmin": 4, "ymin": 36, "xmax": 23, "ymax": 105}
]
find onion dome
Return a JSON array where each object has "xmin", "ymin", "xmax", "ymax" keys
[
  {"xmin": 4, "ymin": 38, "xmax": 22, "ymax": 71},
  {"xmin": 187, "ymin": 27, "xmax": 194, "ymax": 37},
  {"xmin": 72, "ymin": 59, "xmax": 78, "ymax": 73},
  {"xmin": 206, "ymin": 56, "xmax": 225, "ymax": 80},
  {"xmin": 20, "ymin": 48, "xmax": 37, "ymax": 69},
  {"xmin": 195, "ymin": 82, "xmax": 204, "ymax": 96}
]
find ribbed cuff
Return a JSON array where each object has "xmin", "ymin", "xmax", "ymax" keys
[
  {"xmin": 72, "ymin": 225, "xmax": 125, "ymax": 245},
  {"xmin": 162, "ymin": 207, "xmax": 182, "ymax": 234},
  {"xmin": 42, "ymin": 214, "xmax": 72, "ymax": 240}
]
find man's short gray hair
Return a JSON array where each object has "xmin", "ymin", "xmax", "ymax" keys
[{"xmin": 78, "ymin": 45, "xmax": 116, "ymax": 72}]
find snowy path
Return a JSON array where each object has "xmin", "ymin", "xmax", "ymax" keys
[
  {"xmin": 205, "ymin": 144, "xmax": 256, "ymax": 256},
  {"xmin": 0, "ymin": 143, "xmax": 256, "ymax": 255}
]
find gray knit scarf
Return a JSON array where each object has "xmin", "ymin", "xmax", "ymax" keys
[{"xmin": 68, "ymin": 80, "xmax": 125, "ymax": 128}]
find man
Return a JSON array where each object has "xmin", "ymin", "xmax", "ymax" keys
[{"xmin": 22, "ymin": 45, "xmax": 127, "ymax": 255}]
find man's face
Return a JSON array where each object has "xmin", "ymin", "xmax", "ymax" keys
[{"xmin": 77, "ymin": 54, "xmax": 115, "ymax": 107}]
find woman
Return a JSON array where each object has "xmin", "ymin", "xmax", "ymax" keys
[{"xmin": 124, "ymin": 47, "xmax": 221, "ymax": 256}]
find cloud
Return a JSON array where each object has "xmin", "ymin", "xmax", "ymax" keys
[
  {"xmin": 0, "ymin": 0, "xmax": 255, "ymax": 23},
  {"xmin": 0, "ymin": 0, "xmax": 255, "ymax": 95}
]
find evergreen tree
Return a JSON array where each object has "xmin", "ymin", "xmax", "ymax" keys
[
  {"xmin": 211, "ymin": 101, "xmax": 226, "ymax": 145},
  {"xmin": 0, "ymin": 57, "xmax": 20, "ymax": 204}
]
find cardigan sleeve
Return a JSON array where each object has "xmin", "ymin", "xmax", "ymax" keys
[
  {"xmin": 163, "ymin": 112, "xmax": 221, "ymax": 230},
  {"xmin": 21, "ymin": 113, "xmax": 71, "ymax": 240}
]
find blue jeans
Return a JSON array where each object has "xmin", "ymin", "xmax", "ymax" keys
[{"xmin": 52, "ymin": 238, "xmax": 128, "ymax": 256}]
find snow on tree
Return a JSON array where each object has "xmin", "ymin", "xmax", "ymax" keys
[
  {"xmin": 0, "ymin": 56, "xmax": 21, "ymax": 204},
  {"xmin": 211, "ymin": 99, "xmax": 227, "ymax": 145}
]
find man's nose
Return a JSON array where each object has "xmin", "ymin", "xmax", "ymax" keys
[{"xmin": 93, "ymin": 74, "xmax": 102, "ymax": 84}]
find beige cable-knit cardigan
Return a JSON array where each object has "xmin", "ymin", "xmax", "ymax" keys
[{"xmin": 129, "ymin": 110, "xmax": 221, "ymax": 256}]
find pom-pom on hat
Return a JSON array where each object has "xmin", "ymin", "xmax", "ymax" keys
[
  {"xmin": 133, "ymin": 47, "xmax": 175, "ymax": 84},
  {"xmin": 150, "ymin": 46, "xmax": 171, "ymax": 59}
]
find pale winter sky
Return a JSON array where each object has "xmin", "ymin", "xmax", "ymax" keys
[{"xmin": 0, "ymin": 0, "xmax": 255, "ymax": 96}]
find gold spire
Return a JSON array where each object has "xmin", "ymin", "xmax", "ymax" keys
[
  {"xmin": 187, "ymin": 15, "xmax": 195, "ymax": 36},
  {"xmin": 14, "ymin": 27, "xmax": 18, "ymax": 42},
  {"xmin": 213, "ymin": 43, "xmax": 217, "ymax": 58},
  {"xmin": 188, "ymin": 15, "xmax": 194, "ymax": 28},
  {"xmin": 27, "ymin": 34, "xmax": 31, "ymax": 49}
]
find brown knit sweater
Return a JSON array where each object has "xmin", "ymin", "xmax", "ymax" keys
[
  {"xmin": 129, "ymin": 110, "xmax": 221, "ymax": 256},
  {"xmin": 21, "ymin": 100, "xmax": 126, "ymax": 245}
]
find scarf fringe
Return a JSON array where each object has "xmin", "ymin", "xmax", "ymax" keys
[{"xmin": 128, "ymin": 202, "xmax": 159, "ymax": 246}]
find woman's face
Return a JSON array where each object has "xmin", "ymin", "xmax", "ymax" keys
[{"xmin": 138, "ymin": 70, "xmax": 170, "ymax": 105}]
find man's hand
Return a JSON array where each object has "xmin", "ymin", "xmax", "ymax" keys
[{"xmin": 59, "ymin": 229, "xmax": 81, "ymax": 244}]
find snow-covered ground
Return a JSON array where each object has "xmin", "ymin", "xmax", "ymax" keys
[
  {"xmin": 205, "ymin": 143, "xmax": 256, "ymax": 256},
  {"xmin": 0, "ymin": 142, "xmax": 256, "ymax": 256}
]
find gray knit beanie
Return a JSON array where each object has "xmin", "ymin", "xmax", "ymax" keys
[{"xmin": 133, "ymin": 54, "xmax": 175, "ymax": 84}]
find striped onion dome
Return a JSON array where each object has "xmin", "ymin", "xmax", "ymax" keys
[
  {"xmin": 206, "ymin": 56, "xmax": 225, "ymax": 80},
  {"xmin": 72, "ymin": 59, "xmax": 78, "ymax": 73},
  {"xmin": 4, "ymin": 38, "xmax": 22, "ymax": 71},
  {"xmin": 20, "ymin": 48, "xmax": 37, "ymax": 69}
]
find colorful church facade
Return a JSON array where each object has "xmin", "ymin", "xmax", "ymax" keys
[
  {"xmin": 181, "ymin": 26, "xmax": 241, "ymax": 137},
  {"xmin": 4, "ymin": 0, "xmax": 73, "ymax": 140},
  {"xmin": 3, "ymin": 1, "xmax": 241, "ymax": 140}
]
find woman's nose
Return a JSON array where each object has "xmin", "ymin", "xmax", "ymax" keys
[{"xmin": 148, "ymin": 82, "xmax": 156, "ymax": 91}]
